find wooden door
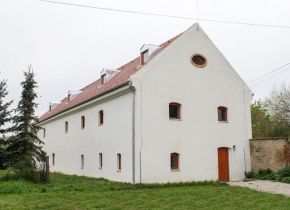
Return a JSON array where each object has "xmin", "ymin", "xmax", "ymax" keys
[{"xmin": 218, "ymin": 147, "xmax": 229, "ymax": 182}]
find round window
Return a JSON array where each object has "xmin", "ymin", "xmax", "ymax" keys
[{"xmin": 191, "ymin": 54, "xmax": 207, "ymax": 68}]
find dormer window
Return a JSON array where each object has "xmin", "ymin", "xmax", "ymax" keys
[
  {"xmin": 49, "ymin": 102, "xmax": 60, "ymax": 111},
  {"xmin": 101, "ymin": 74, "xmax": 106, "ymax": 85},
  {"xmin": 140, "ymin": 49, "xmax": 149, "ymax": 65},
  {"xmin": 140, "ymin": 44, "xmax": 159, "ymax": 65}
]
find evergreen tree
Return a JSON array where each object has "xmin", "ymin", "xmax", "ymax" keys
[
  {"xmin": 0, "ymin": 76, "xmax": 13, "ymax": 169},
  {"xmin": 0, "ymin": 78, "xmax": 13, "ymax": 135},
  {"xmin": 7, "ymin": 68, "xmax": 46, "ymax": 179}
]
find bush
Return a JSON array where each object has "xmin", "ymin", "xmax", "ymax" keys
[
  {"xmin": 245, "ymin": 171, "xmax": 254, "ymax": 179},
  {"xmin": 18, "ymin": 167, "xmax": 48, "ymax": 183},
  {"xmin": 1, "ymin": 165, "xmax": 48, "ymax": 183},
  {"xmin": 260, "ymin": 173, "xmax": 276, "ymax": 180},
  {"xmin": 253, "ymin": 168, "xmax": 275, "ymax": 180},
  {"xmin": 277, "ymin": 166, "xmax": 290, "ymax": 181},
  {"xmin": 258, "ymin": 168, "xmax": 273, "ymax": 177},
  {"xmin": 245, "ymin": 169, "xmax": 276, "ymax": 181},
  {"xmin": 250, "ymin": 166, "xmax": 290, "ymax": 183},
  {"xmin": 281, "ymin": 177, "xmax": 290, "ymax": 183},
  {"xmin": 0, "ymin": 168, "xmax": 20, "ymax": 181}
]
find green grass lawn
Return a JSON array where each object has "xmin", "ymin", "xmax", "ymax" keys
[{"xmin": 1, "ymin": 171, "xmax": 290, "ymax": 210}]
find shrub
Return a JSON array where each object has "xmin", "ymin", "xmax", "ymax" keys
[
  {"xmin": 260, "ymin": 173, "xmax": 276, "ymax": 180},
  {"xmin": 245, "ymin": 171, "xmax": 254, "ymax": 179},
  {"xmin": 252, "ymin": 166, "xmax": 290, "ymax": 183},
  {"xmin": 277, "ymin": 166, "xmax": 290, "ymax": 181},
  {"xmin": 256, "ymin": 169, "xmax": 273, "ymax": 179},
  {"xmin": 1, "ymin": 165, "xmax": 48, "ymax": 183},
  {"xmin": 281, "ymin": 177, "xmax": 290, "ymax": 183},
  {"xmin": 0, "ymin": 168, "xmax": 20, "ymax": 181},
  {"xmin": 258, "ymin": 168, "xmax": 273, "ymax": 177}
]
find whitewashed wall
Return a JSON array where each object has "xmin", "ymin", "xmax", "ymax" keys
[
  {"xmin": 40, "ymin": 91, "xmax": 133, "ymax": 183},
  {"xmin": 132, "ymin": 24, "xmax": 252, "ymax": 183},
  {"xmin": 39, "ymin": 24, "xmax": 251, "ymax": 184}
]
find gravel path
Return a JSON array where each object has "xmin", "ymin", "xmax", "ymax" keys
[{"xmin": 229, "ymin": 180, "xmax": 290, "ymax": 197}]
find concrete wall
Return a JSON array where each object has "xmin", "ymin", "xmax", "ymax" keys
[
  {"xmin": 250, "ymin": 138, "xmax": 289, "ymax": 172},
  {"xmin": 132, "ymin": 24, "xmax": 252, "ymax": 183}
]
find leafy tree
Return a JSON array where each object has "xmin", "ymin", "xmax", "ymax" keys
[
  {"xmin": 266, "ymin": 84, "xmax": 290, "ymax": 137},
  {"xmin": 0, "ymin": 76, "xmax": 13, "ymax": 169},
  {"xmin": 251, "ymin": 101, "xmax": 274, "ymax": 138},
  {"xmin": 6, "ymin": 67, "xmax": 46, "ymax": 181},
  {"xmin": 251, "ymin": 84, "xmax": 290, "ymax": 138}
]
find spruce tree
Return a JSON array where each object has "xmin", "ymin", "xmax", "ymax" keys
[
  {"xmin": 0, "ymin": 76, "xmax": 13, "ymax": 169},
  {"xmin": 7, "ymin": 68, "xmax": 46, "ymax": 179},
  {"xmin": 0, "ymin": 78, "xmax": 13, "ymax": 135}
]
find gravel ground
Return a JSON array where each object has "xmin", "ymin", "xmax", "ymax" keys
[{"xmin": 229, "ymin": 180, "xmax": 290, "ymax": 197}]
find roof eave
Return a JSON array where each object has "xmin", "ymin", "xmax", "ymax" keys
[{"xmin": 38, "ymin": 80, "xmax": 131, "ymax": 124}]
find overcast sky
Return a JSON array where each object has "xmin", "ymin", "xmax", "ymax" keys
[{"xmin": 1, "ymin": 0, "xmax": 290, "ymax": 116}]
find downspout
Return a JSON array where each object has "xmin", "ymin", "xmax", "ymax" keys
[
  {"xmin": 129, "ymin": 81, "xmax": 136, "ymax": 184},
  {"xmin": 243, "ymin": 84, "xmax": 251, "ymax": 174},
  {"xmin": 130, "ymin": 77, "xmax": 144, "ymax": 184}
]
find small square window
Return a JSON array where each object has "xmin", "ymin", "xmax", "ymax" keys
[
  {"xmin": 218, "ymin": 106, "xmax": 228, "ymax": 122},
  {"xmin": 169, "ymin": 103, "xmax": 181, "ymax": 119}
]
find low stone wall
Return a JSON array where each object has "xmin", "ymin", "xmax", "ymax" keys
[{"xmin": 250, "ymin": 138, "xmax": 289, "ymax": 172}]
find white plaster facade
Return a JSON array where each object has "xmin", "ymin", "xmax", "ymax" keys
[{"xmin": 39, "ymin": 24, "xmax": 252, "ymax": 183}]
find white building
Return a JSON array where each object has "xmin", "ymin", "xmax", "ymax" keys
[{"xmin": 38, "ymin": 24, "xmax": 252, "ymax": 183}]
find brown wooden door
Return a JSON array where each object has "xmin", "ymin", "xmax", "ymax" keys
[{"xmin": 218, "ymin": 147, "xmax": 229, "ymax": 182}]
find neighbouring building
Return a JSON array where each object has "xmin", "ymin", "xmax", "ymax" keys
[{"xmin": 38, "ymin": 24, "xmax": 252, "ymax": 183}]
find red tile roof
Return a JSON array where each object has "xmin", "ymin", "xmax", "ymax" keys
[{"xmin": 39, "ymin": 33, "xmax": 182, "ymax": 122}]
